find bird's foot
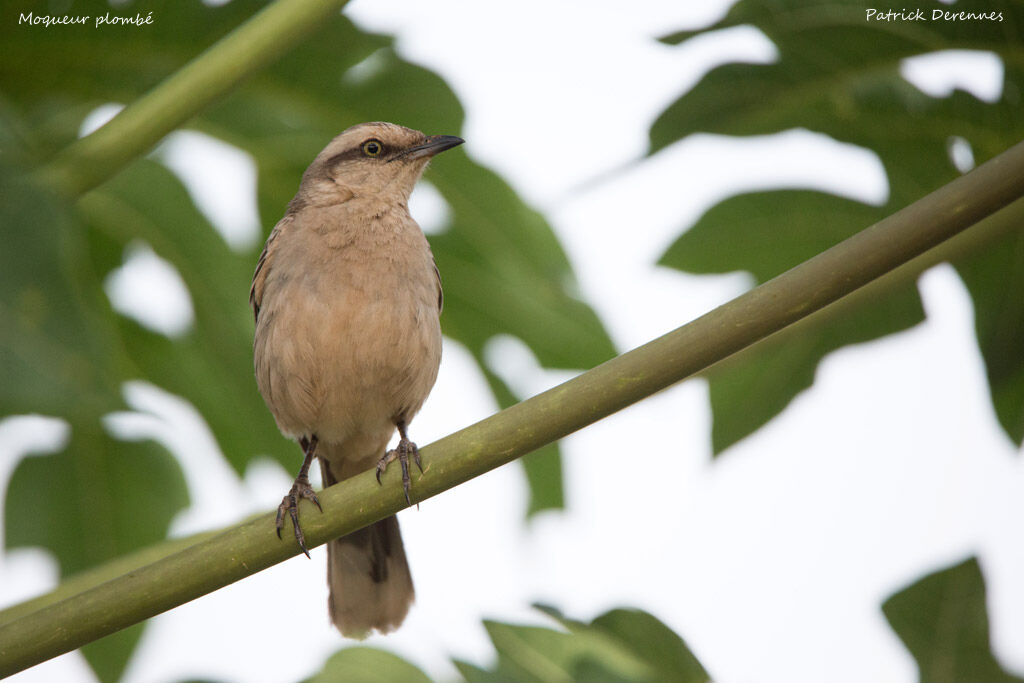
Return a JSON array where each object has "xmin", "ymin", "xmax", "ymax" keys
[
  {"xmin": 275, "ymin": 476, "xmax": 322, "ymax": 559},
  {"xmin": 376, "ymin": 437, "xmax": 422, "ymax": 505}
]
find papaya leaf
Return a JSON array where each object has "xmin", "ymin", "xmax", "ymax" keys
[
  {"xmin": 652, "ymin": 0, "xmax": 1024, "ymax": 451},
  {"xmin": 882, "ymin": 557, "xmax": 1024, "ymax": 682},
  {"xmin": 305, "ymin": 646, "xmax": 432, "ymax": 683},
  {"xmin": 1, "ymin": 2, "xmax": 614, "ymax": 528}
]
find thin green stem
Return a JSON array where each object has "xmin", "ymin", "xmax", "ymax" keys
[
  {"xmin": 36, "ymin": 0, "xmax": 350, "ymax": 197},
  {"xmin": 3, "ymin": 139, "xmax": 1024, "ymax": 676}
]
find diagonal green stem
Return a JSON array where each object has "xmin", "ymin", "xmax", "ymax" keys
[
  {"xmin": 36, "ymin": 0, "xmax": 350, "ymax": 197},
  {"xmin": 3, "ymin": 139, "xmax": 1023, "ymax": 677}
]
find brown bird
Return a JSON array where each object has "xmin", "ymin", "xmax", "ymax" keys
[{"xmin": 250, "ymin": 122, "xmax": 463, "ymax": 637}]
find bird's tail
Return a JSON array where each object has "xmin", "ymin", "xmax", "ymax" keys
[{"xmin": 319, "ymin": 450, "xmax": 414, "ymax": 638}]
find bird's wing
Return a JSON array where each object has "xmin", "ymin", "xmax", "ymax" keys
[
  {"xmin": 250, "ymin": 215, "xmax": 292, "ymax": 324},
  {"xmin": 433, "ymin": 260, "xmax": 444, "ymax": 313}
]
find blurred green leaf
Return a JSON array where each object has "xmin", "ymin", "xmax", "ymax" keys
[
  {"xmin": 2, "ymin": 0, "xmax": 613, "ymax": 510},
  {"xmin": 304, "ymin": 606, "xmax": 708, "ymax": 683},
  {"xmin": 954, "ymin": 205, "xmax": 1024, "ymax": 446},
  {"xmin": 537, "ymin": 605, "xmax": 709, "ymax": 683},
  {"xmin": 882, "ymin": 557, "xmax": 1024, "ymax": 682},
  {"xmin": 4, "ymin": 424, "xmax": 187, "ymax": 682},
  {"xmin": 1, "ymin": 114, "xmax": 190, "ymax": 681},
  {"xmin": 652, "ymin": 0, "xmax": 1024, "ymax": 451},
  {"xmin": 481, "ymin": 619, "xmax": 649, "ymax": 682},
  {"xmin": 0, "ymin": 127, "xmax": 114, "ymax": 416},
  {"xmin": 79, "ymin": 158, "xmax": 291, "ymax": 474},
  {"xmin": 2, "ymin": 2, "xmax": 615, "ymax": 677},
  {"xmin": 196, "ymin": 15, "xmax": 617, "ymax": 501},
  {"xmin": 661, "ymin": 190, "xmax": 923, "ymax": 451},
  {"xmin": 453, "ymin": 659, "xmax": 520, "ymax": 683},
  {"xmin": 480, "ymin": 368, "xmax": 564, "ymax": 516},
  {"xmin": 455, "ymin": 605, "xmax": 708, "ymax": 682},
  {"xmin": 4, "ymin": 425, "xmax": 186, "ymax": 577},
  {"xmin": 306, "ymin": 646, "xmax": 432, "ymax": 683}
]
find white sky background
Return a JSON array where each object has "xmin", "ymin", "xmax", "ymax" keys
[{"xmin": 2, "ymin": 1, "xmax": 1023, "ymax": 681}]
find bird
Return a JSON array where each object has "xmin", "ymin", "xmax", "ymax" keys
[{"xmin": 250, "ymin": 121, "xmax": 463, "ymax": 637}]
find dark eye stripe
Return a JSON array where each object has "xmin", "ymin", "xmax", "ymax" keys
[{"xmin": 323, "ymin": 138, "xmax": 391, "ymax": 169}]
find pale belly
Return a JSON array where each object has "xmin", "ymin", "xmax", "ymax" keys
[{"xmin": 254, "ymin": 278, "xmax": 442, "ymax": 445}]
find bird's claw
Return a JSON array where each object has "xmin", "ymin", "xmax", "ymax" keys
[
  {"xmin": 275, "ymin": 478, "xmax": 322, "ymax": 559},
  {"xmin": 376, "ymin": 438, "xmax": 422, "ymax": 506}
]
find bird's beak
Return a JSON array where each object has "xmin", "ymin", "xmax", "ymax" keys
[{"xmin": 395, "ymin": 135, "xmax": 465, "ymax": 161}]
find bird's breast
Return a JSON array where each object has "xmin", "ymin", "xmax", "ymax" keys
[{"xmin": 254, "ymin": 230, "xmax": 442, "ymax": 443}]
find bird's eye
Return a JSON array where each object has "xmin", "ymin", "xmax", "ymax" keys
[{"xmin": 362, "ymin": 139, "xmax": 383, "ymax": 157}]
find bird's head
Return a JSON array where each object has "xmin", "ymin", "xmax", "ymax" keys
[{"xmin": 295, "ymin": 122, "xmax": 464, "ymax": 208}]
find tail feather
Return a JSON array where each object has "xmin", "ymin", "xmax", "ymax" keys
[
  {"xmin": 320, "ymin": 455, "xmax": 414, "ymax": 638},
  {"xmin": 326, "ymin": 517, "xmax": 414, "ymax": 637}
]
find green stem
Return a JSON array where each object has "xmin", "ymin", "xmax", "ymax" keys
[
  {"xmin": 36, "ymin": 0, "xmax": 350, "ymax": 197},
  {"xmin": 3, "ymin": 139, "xmax": 1024, "ymax": 677}
]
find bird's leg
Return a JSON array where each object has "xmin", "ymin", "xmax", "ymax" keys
[
  {"xmin": 376, "ymin": 420, "xmax": 423, "ymax": 505},
  {"xmin": 276, "ymin": 434, "xmax": 323, "ymax": 558}
]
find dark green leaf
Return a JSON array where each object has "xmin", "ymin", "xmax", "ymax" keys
[
  {"xmin": 589, "ymin": 609, "xmax": 708, "ymax": 682},
  {"xmin": 79, "ymin": 158, "xmax": 293, "ymax": 474},
  {"xmin": 453, "ymin": 659, "xmax": 520, "ymax": 683},
  {"xmin": 196, "ymin": 12, "xmax": 616, "ymax": 494},
  {"xmin": 462, "ymin": 605, "xmax": 709, "ymax": 682},
  {"xmin": 2, "ymin": 1, "xmax": 614, "ymax": 530},
  {"xmin": 661, "ymin": 191, "xmax": 886, "ymax": 281},
  {"xmin": 537, "ymin": 605, "xmax": 709, "ymax": 683},
  {"xmin": 0, "ymin": 133, "xmax": 115, "ymax": 416},
  {"xmin": 4, "ymin": 425, "xmax": 188, "ymax": 682},
  {"xmin": 1, "ymin": 107, "xmax": 192, "ymax": 681},
  {"xmin": 305, "ymin": 646, "xmax": 432, "ymax": 683},
  {"xmin": 480, "ymin": 367, "xmax": 564, "ymax": 517},
  {"xmin": 2, "ymin": 3, "xmax": 616, "ymax": 676},
  {"xmin": 652, "ymin": 0, "xmax": 1024, "ymax": 450},
  {"xmin": 457, "ymin": 603, "xmax": 712, "ymax": 682},
  {"xmin": 661, "ymin": 190, "xmax": 923, "ymax": 452},
  {"xmin": 80, "ymin": 623, "xmax": 146, "ymax": 683},
  {"xmin": 482, "ymin": 618, "xmax": 651, "ymax": 682},
  {"xmin": 882, "ymin": 557, "xmax": 1024, "ymax": 682},
  {"xmin": 953, "ymin": 202, "xmax": 1024, "ymax": 445}
]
